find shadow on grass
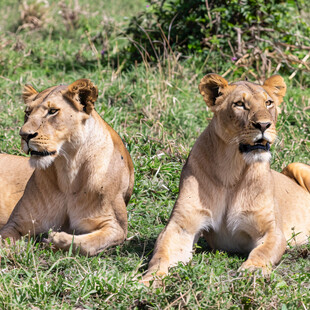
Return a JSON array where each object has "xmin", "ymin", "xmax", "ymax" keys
[
  {"xmin": 194, "ymin": 236, "xmax": 248, "ymax": 260},
  {"xmin": 101, "ymin": 236, "xmax": 157, "ymax": 272}
]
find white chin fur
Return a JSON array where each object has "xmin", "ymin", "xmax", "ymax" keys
[
  {"xmin": 29, "ymin": 155, "xmax": 55, "ymax": 169},
  {"xmin": 243, "ymin": 150, "xmax": 271, "ymax": 165}
]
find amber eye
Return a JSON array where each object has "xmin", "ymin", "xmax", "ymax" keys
[
  {"xmin": 48, "ymin": 108, "xmax": 59, "ymax": 115},
  {"xmin": 233, "ymin": 101, "xmax": 245, "ymax": 108},
  {"xmin": 266, "ymin": 100, "xmax": 273, "ymax": 107}
]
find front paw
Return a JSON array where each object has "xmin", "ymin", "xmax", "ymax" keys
[
  {"xmin": 238, "ymin": 259, "xmax": 272, "ymax": 276},
  {"xmin": 139, "ymin": 270, "xmax": 167, "ymax": 287},
  {"xmin": 43, "ymin": 231, "xmax": 71, "ymax": 249}
]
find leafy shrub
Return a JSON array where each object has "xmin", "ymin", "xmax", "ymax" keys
[{"xmin": 118, "ymin": 0, "xmax": 310, "ymax": 79}]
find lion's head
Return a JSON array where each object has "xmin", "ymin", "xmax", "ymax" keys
[
  {"xmin": 199, "ymin": 74, "xmax": 286, "ymax": 164},
  {"xmin": 20, "ymin": 79, "xmax": 98, "ymax": 169}
]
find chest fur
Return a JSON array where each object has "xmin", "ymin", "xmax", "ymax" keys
[{"xmin": 203, "ymin": 169, "xmax": 276, "ymax": 253}]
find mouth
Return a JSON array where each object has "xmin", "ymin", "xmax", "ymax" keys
[
  {"xmin": 239, "ymin": 139, "xmax": 271, "ymax": 153},
  {"xmin": 30, "ymin": 150, "xmax": 57, "ymax": 157}
]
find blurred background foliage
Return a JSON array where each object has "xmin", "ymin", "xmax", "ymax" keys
[
  {"xmin": 120, "ymin": 0, "xmax": 310, "ymax": 81},
  {"xmin": 1, "ymin": 0, "xmax": 310, "ymax": 83}
]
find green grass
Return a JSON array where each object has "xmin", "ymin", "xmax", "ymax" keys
[{"xmin": 0, "ymin": 0, "xmax": 310, "ymax": 309}]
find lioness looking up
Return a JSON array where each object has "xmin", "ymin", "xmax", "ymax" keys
[
  {"xmin": 0, "ymin": 79, "xmax": 134, "ymax": 255},
  {"xmin": 143, "ymin": 74, "xmax": 310, "ymax": 281}
]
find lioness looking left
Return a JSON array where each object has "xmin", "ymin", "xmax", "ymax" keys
[{"xmin": 0, "ymin": 79, "xmax": 134, "ymax": 255}]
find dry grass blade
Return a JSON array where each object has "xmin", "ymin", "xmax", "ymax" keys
[
  {"xmin": 59, "ymin": 0, "xmax": 80, "ymax": 31},
  {"xmin": 17, "ymin": 0, "xmax": 48, "ymax": 32}
]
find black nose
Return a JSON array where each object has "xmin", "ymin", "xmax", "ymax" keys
[
  {"xmin": 20, "ymin": 131, "xmax": 38, "ymax": 142},
  {"xmin": 253, "ymin": 122, "xmax": 271, "ymax": 133}
]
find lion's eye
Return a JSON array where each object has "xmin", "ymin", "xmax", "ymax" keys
[
  {"xmin": 233, "ymin": 101, "xmax": 245, "ymax": 108},
  {"xmin": 266, "ymin": 100, "xmax": 273, "ymax": 107},
  {"xmin": 24, "ymin": 109, "xmax": 31, "ymax": 122},
  {"xmin": 48, "ymin": 108, "xmax": 59, "ymax": 115}
]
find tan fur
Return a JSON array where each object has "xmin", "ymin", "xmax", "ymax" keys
[
  {"xmin": 0, "ymin": 154, "xmax": 33, "ymax": 227},
  {"xmin": 282, "ymin": 162, "xmax": 310, "ymax": 192},
  {"xmin": 143, "ymin": 74, "xmax": 310, "ymax": 283},
  {"xmin": 0, "ymin": 79, "xmax": 134, "ymax": 255}
]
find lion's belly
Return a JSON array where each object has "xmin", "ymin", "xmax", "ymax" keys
[{"xmin": 203, "ymin": 224, "xmax": 256, "ymax": 254}]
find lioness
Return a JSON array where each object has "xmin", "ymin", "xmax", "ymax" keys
[
  {"xmin": 0, "ymin": 79, "xmax": 134, "ymax": 255},
  {"xmin": 143, "ymin": 74, "xmax": 310, "ymax": 281}
]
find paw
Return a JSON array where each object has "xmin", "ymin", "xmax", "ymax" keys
[
  {"xmin": 139, "ymin": 270, "xmax": 167, "ymax": 287},
  {"xmin": 43, "ymin": 231, "xmax": 71, "ymax": 250},
  {"xmin": 139, "ymin": 277, "xmax": 152, "ymax": 287},
  {"xmin": 238, "ymin": 259, "xmax": 271, "ymax": 276}
]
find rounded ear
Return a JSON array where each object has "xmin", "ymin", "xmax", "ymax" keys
[
  {"xmin": 22, "ymin": 84, "xmax": 38, "ymax": 102},
  {"xmin": 263, "ymin": 75, "xmax": 286, "ymax": 105},
  {"xmin": 198, "ymin": 74, "xmax": 228, "ymax": 107},
  {"xmin": 64, "ymin": 79, "xmax": 98, "ymax": 114}
]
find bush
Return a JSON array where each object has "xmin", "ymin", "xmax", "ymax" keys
[{"xmin": 118, "ymin": 0, "xmax": 310, "ymax": 79}]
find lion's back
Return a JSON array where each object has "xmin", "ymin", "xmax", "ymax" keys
[{"xmin": 0, "ymin": 154, "xmax": 33, "ymax": 227}]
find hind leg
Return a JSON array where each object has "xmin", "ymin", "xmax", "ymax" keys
[
  {"xmin": 282, "ymin": 163, "xmax": 310, "ymax": 192},
  {"xmin": 47, "ymin": 219, "xmax": 126, "ymax": 256},
  {"xmin": 47, "ymin": 197, "xmax": 128, "ymax": 256}
]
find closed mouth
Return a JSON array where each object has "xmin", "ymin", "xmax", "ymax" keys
[
  {"xmin": 239, "ymin": 139, "xmax": 270, "ymax": 153},
  {"xmin": 30, "ymin": 150, "xmax": 56, "ymax": 157}
]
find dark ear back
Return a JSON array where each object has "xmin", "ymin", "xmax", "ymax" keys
[
  {"xmin": 64, "ymin": 79, "xmax": 98, "ymax": 114},
  {"xmin": 22, "ymin": 84, "xmax": 38, "ymax": 102},
  {"xmin": 263, "ymin": 75, "xmax": 286, "ymax": 105},
  {"xmin": 198, "ymin": 74, "xmax": 228, "ymax": 107}
]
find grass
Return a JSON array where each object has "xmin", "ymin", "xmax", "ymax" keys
[{"xmin": 0, "ymin": 0, "xmax": 310, "ymax": 309}]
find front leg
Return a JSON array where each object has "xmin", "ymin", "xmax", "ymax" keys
[
  {"xmin": 142, "ymin": 176, "xmax": 212, "ymax": 284},
  {"xmin": 233, "ymin": 165, "xmax": 288, "ymax": 275},
  {"xmin": 239, "ymin": 228, "xmax": 286, "ymax": 275},
  {"xmin": 142, "ymin": 219, "xmax": 201, "ymax": 284}
]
